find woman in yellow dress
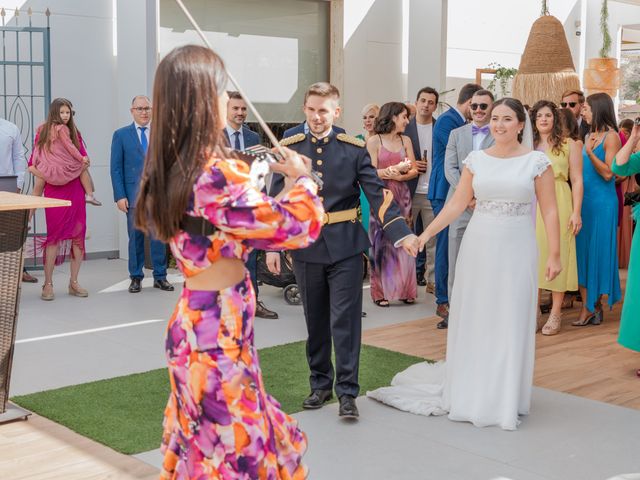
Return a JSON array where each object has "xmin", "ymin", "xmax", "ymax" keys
[{"xmin": 531, "ymin": 100, "xmax": 584, "ymax": 335}]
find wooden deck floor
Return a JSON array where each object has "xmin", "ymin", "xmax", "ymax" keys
[{"xmin": 363, "ymin": 272, "xmax": 640, "ymax": 410}]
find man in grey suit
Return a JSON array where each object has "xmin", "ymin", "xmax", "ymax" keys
[{"xmin": 443, "ymin": 89, "xmax": 495, "ymax": 307}]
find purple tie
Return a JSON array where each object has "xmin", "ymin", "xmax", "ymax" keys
[{"xmin": 472, "ymin": 124, "xmax": 490, "ymax": 136}]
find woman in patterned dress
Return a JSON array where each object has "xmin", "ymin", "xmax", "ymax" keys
[
  {"xmin": 135, "ymin": 45, "xmax": 324, "ymax": 479},
  {"xmin": 366, "ymin": 102, "xmax": 418, "ymax": 306}
]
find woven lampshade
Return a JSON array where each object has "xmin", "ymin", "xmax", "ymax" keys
[{"xmin": 511, "ymin": 15, "xmax": 581, "ymax": 106}]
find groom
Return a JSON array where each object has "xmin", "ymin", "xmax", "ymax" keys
[{"xmin": 443, "ymin": 89, "xmax": 495, "ymax": 314}]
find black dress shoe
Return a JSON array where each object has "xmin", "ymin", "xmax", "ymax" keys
[
  {"xmin": 128, "ymin": 278, "xmax": 142, "ymax": 293},
  {"xmin": 154, "ymin": 279, "xmax": 175, "ymax": 291},
  {"xmin": 302, "ymin": 389, "xmax": 333, "ymax": 409},
  {"xmin": 437, "ymin": 318, "xmax": 448, "ymax": 329},
  {"xmin": 255, "ymin": 300, "xmax": 278, "ymax": 319},
  {"xmin": 338, "ymin": 395, "xmax": 359, "ymax": 418},
  {"xmin": 417, "ymin": 276, "xmax": 427, "ymax": 286}
]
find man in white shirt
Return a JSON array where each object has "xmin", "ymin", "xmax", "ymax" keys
[
  {"xmin": 444, "ymin": 89, "xmax": 495, "ymax": 302},
  {"xmin": 405, "ymin": 87, "xmax": 438, "ymax": 292},
  {"xmin": 0, "ymin": 118, "xmax": 37, "ymax": 282}
]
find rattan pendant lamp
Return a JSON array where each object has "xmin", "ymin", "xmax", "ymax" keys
[{"xmin": 511, "ymin": 1, "xmax": 581, "ymax": 106}]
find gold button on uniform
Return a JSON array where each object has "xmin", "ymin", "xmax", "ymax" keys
[
  {"xmin": 311, "ymin": 137, "xmax": 317, "ymax": 144},
  {"xmin": 316, "ymin": 160, "xmax": 323, "ymax": 166},
  {"xmin": 316, "ymin": 147, "xmax": 322, "ymax": 154},
  {"xmin": 318, "ymin": 172, "xmax": 323, "ymax": 178}
]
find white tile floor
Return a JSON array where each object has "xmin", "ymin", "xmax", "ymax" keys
[{"xmin": 11, "ymin": 259, "xmax": 640, "ymax": 479}]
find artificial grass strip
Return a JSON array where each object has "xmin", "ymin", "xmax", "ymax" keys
[{"xmin": 12, "ymin": 341, "xmax": 426, "ymax": 455}]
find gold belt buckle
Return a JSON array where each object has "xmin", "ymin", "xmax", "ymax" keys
[{"xmin": 322, "ymin": 212, "xmax": 330, "ymax": 225}]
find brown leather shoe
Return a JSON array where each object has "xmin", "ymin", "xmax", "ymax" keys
[
  {"xmin": 436, "ymin": 303, "xmax": 449, "ymax": 319},
  {"xmin": 426, "ymin": 282, "xmax": 435, "ymax": 295},
  {"xmin": 22, "ymin": 271, "xmax": 38, "ymax": 283},
  {"xmin": 256, "ymin": 300, "xmax": 278, "ymax": 319}
]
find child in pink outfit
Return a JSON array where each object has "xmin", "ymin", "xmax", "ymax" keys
[{"xmin": 29, "ymin": 98, "xmax": 101, "ymax": 205}]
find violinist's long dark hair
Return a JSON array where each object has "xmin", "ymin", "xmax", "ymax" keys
[{"xmin": 135, "ymin": 45, "xmax": 228, "ymax": 242}]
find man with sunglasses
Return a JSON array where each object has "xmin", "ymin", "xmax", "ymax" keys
[
  {"xmin": 110, "ymin": 95, "xmax": 173, "ymax": 294},
  {"xmin": 442, "ymin": 90, "xmax": 495, "ymax": 328},
  {"xmin": 560, "ymin": 89, "xmax": 590, "ymax": 141}
]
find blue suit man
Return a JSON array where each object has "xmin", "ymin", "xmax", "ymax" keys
[
  {"xmin": 224, "ymin": 91, "xmax": 278, "ymax": 319},
  {"xmin": 110, "ymin": 95, "xmax": 172, "ymax": 293},
  {"xmin": 427, "ymin": 83, "xmax": 481, "ymax": 325}
]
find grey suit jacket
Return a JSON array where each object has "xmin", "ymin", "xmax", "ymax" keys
[{"xmin": 444, "ymin": 123, "xmax": 495, "ymax": 232}]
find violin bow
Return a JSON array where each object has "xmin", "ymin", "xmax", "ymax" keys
[{"xmin": 173, "ymin": 0, "xmax": 287, "ymax": 158}]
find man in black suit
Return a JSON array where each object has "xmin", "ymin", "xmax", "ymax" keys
[
  {"xmin": 223, "ymin": 91, "xmax": 278, "ymax": 319},
  {"xmin": 268, "ymin": 82, "xmax": 419, "ymax": 418},
  {"xmin": 561, "ymin": 89, "xmax": 590, "ymax": 140},
  {"xmin": 404, "ymin": 87, "xmax": 438, "ymax": 293}
]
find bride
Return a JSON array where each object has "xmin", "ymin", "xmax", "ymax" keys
[{"xmin": 368, "ymin": 98, "xmax": 562, "ymax": 430}]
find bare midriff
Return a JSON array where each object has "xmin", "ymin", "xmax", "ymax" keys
[{"xmin": 185, "ymin": 257, "xmax": 246, "ymax": 291}]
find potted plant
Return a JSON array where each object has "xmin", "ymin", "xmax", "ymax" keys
[
  {"xmin": 486, "ymin": 63, "xmax": 518, "ymax": 98},
  {"xmin": 583, "ymin": 0, "xmax": 620, "ymax": 97}
]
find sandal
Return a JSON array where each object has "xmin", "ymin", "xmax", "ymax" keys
[
  {"xmin": 542, "ymin": 312, "xmax": 562, "ymax": 335},
  {"xmin": 374, "ymin": 299, "xmax": 390, "ymax": 307},
  {"xmin": 400, "ymin": 298, "xmax": 415, "ymax": 305},
  {"xmin": 572, "ymin": 309, "xmax": 602, "ymax": 327},
  {"xmin": 41, "ymin": 282, "xmax": 54, "ymax": 301},
  {"xmin": 68, "ymin": 280, "xmax": 89, "ymax": 297}
]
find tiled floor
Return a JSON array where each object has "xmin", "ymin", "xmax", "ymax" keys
[{"xmin": 9, "ymin": 259, "xmax": 640, "ymax": 479}]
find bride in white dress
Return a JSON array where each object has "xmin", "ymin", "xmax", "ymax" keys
[{"xmin": 368, "ymin": 98, "xmax": 562, "ymax": 430}]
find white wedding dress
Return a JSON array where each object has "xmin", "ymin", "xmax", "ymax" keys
[{"xmin": 368, "ymin": 150, "xmax": 551, "ymax": 430}]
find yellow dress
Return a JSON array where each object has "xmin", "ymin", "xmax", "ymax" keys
[{"xmin": 536, "ymin": 141, "xmax": 578, "ymax": 292}]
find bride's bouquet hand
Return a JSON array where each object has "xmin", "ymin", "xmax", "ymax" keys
[{"xmin": 545, "ymin": 255, "xmax": 562, "ymax": 282}]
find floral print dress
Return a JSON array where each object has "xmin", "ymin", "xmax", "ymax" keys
[{"xmin": 161, "ymin": 157, "xmax": 323, "ymax": 479}]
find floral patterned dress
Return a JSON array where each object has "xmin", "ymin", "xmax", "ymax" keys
[{"xmin": 161, "ymin": 157, "xmax": 323, "ymax": 479}]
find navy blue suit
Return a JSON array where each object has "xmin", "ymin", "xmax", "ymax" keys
[
  {"xmin": 223, "ymin": 125, "xmax": 262, "ymax": 294},
  {"xmin": 271, "ymin": 131, "xmax": 412, "ymax": 398},
  {"xmin": 427, "ymin": 108, "xmax": 466, "ymax": 305},
  {"xmin": 110, "ymin": 123, "xmax": 167, "ymax": 281},
  {"xmin": 283, "ymin": 122, "xmax": 345, "ymax": 138}
]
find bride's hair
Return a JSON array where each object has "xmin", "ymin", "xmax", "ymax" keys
[{"xmin": 489, "ymin": 97, "xmax": 527, "ymax": 143}]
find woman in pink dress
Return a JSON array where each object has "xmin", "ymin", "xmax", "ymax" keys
[
  {"xmin": 30, "ymin": 99, "xmax": 92, "ymax": 300},
  {"xmin": 366, "ymin": 102, "xmax": 418, "ymax": 306}
]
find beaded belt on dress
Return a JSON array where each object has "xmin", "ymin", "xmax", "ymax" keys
[{"xmin": 475, "ymin": 200, "xmax": 531, "ymax": 217}]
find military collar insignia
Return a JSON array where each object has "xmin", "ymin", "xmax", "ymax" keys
[{"xmin": 337, "ymin": 133, "xmax": 365, "ymax": 148}]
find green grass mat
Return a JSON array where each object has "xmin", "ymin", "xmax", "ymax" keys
[{"xmin": 12, "ymin": 341, "xmax": 425, "ymax": 455}]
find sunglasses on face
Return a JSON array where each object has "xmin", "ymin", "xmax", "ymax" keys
[
  {"xmin": 470, "ymin": 103, "xmax": 489, "ymax": 111},
  {"xmin": 560, "ymin": 102, "xmax": 578, "ymax": 108}
]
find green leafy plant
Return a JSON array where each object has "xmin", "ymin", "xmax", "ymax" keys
[
  {"xmin": 486, "ymin": 63, "xmax": 518, "ymax": 97},
  {"xmin": 600, "ymin": 0, "xmax": 612, "ymax": 58}
]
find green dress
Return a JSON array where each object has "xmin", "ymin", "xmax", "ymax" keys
[
  {"xmin": 356, "ymin": 134, "xmax": 371, "ymax": 232},
  {"xmin": 612, "ymin": 152, "xmax": 640, "ymax": 352}
]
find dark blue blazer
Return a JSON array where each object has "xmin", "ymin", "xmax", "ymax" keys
[
  {"xmin": 223, "ymin": 125, "xmax": 260, "ymax": 149},
  {"xmin": 427, "ymin": 108, "xmax": 465, "ymax": 201},
  {"xmin": 404, "ymin": 116, "xmax": 437, "ymax": 197},
  {"xmin": 283, "ymin": 122, "xmax": 345, "ymax": 138},
  {"xmin": 110, "ymin": 123, "xmax": 146, "ymax": 206}
]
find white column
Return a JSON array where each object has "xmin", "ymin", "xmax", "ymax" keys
[{"xmin": 407, "ymin": 0, "xmax": 447, "ymax": 100}]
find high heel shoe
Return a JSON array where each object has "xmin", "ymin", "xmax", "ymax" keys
[
  {"xmin": 41, "ymin": 282, "xmax": 54, "ymax": 301},
  {"xmin": 542, "ymin": 312, "xmax": 562, "ymax": 335},
  {"xmin": 572, "ymin": 309, "xmax": 603, "ymax": 327}
]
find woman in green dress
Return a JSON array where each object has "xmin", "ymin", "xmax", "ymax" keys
[
  {"xmin": 611, "ymin": 120, "xmax": 640, "ymax": 377},
  {"xmin": 356, "ymin": 103, "xmax": 379, "ymax": 232}
]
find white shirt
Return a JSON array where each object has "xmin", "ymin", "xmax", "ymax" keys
[
  {"xmin": 134, "ymin": 121, "xmax": 150, "ymax": 145},
  {"xmin": 471, "ymin": 122, "xmax": 489, "ymax": 151},
  {"xmin": 0, "ymin": 118, "xmax": 25, "ymax": 189},
  {"xmin": 414, "ymin": 121, "xmax": 433, "ymax": 195},
  {"xmin": 225, "ymin": 124, "xmax": 245, "ymax": 150}
]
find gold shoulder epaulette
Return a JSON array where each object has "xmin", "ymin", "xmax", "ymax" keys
[
  {"xmin": 280, "ymin": 133, "xmax": 305, "ymax": 146},
  {"xmin": 337, "ymin": 133, "xmax": 365, "ymax": 148}
]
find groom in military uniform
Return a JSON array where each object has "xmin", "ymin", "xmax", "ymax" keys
[{"xmin": 267, "ymin": 82, "xmax": 418, "ymax": 418}]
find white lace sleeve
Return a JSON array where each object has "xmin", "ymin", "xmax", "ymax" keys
[
  {"xmin": 462, "ymin": 151, "xmax": 476, "ymax": 174},
  {"xmin": 532, "ymin": 151, "xmax": 551, "ymax": 178}
]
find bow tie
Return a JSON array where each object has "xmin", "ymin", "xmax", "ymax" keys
[{"xmin": 472, "ymin": 125, "xmax": 490, "ymax": 136}]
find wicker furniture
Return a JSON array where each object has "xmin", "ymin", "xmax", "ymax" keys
[{"xmin": 0, "ymin": 192, "xmax": 69, "ymax": 423}]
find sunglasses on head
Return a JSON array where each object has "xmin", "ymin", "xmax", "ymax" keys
[
  {"xmin": 560, "ymin": 102, "xmax": 578, "ymax": 108},
  {"xmin": 470, "ymin": 103, "xmax": 489, "ymax": 111}
]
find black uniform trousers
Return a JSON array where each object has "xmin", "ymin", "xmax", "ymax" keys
[{"xmin": 293, "ymin": 253, "xmax": 363, "ymax": 398}]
